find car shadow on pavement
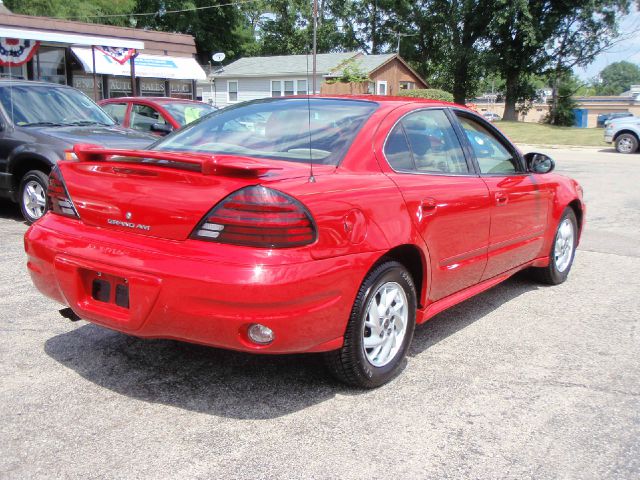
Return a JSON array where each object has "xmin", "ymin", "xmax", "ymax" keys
[
  {"xmin": 44, "ymin": 272, "xmax": 541, "ymax": 419},
  {"xmin": 0, "ymin": 201, "xmax": 25, "ymax": 222},
  {"xmin": 409, "ymin": 272, "xmax": 540, "ymax": 357}
]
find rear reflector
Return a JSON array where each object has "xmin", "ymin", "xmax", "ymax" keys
[
  {"xmin": 191, "ymin": 186, "xmax": 316, "ymax": 248},
  {"xmin": 47, "ymin": 167, "xmax": 79, "ymax": 219}
]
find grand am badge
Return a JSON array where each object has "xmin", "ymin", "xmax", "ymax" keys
[{"xmin": 107, "ymin": 219, "xmax": 151, "ymax": 231}]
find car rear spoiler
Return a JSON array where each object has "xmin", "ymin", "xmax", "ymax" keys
[{"xmin": 71, "ymin": 144, "xmax": 282, "ymax": 178}]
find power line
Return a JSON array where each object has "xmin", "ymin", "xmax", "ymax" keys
[{"xmin": 59, "ymin": 0, "xmax": 262, "ymax": 20}]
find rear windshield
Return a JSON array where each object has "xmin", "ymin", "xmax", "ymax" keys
[{"xmin": 153, "ymin": 98, "xmax": 378, "ymax": 165}]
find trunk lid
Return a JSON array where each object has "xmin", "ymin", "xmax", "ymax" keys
[{"xmin": 60, "ymin": 146, "xmax": 327, "ymax": 241}]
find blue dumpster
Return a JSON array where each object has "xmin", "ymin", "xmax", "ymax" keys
[{"xmin": 573, "ymin": 109, "xmax": 588, "ymax": 128}]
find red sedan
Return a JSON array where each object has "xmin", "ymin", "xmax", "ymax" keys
[
  {"xmin": 25, "ymin": 96, "xmax": 585, "ymax": 388},
  {"xmin": 99, "ymin": 97, "xmax": 217, "ymax": 136}
]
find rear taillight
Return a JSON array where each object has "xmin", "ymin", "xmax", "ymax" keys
[
  {"xmin": 192, "ymin": 186, "xmax": 316, "ymax": 248},
  {"xmin": 46, "ymin": 167, "xmax": 79, "ymax": 219}
]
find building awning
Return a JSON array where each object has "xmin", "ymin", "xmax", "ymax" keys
[
  {"xmin": 72, "ymin": 47, "xmax": 206, "ymax": 80},
  {"xmin": 0, "ymin": 27, "xmax": 144, "ymax": 49}
]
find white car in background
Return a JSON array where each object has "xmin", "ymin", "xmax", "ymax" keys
[
  {"xmin": 482, "ymin": 112, "xmax": 501, "ymax": 122},
  {"xmin": 605, "ymin": 117, "xmax": 640, "ymax": 153}
]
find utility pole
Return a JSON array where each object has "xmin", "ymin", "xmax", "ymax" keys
[
  {"xmin": 312, "ymin": 0, "xmax": 317, "ymax": 95},
  {"xmin": 393, "ymin": 31, "xmax": 418, "ymax": 54}
]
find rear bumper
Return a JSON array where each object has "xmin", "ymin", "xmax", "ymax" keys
[{"xmin": 25, "ymin": 215, "xmax": 380, "ymax": 353}]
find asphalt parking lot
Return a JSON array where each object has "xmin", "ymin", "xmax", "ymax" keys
[{"xmin": 1, "ymin": 146, "xmax": 638, "ymax": 479}]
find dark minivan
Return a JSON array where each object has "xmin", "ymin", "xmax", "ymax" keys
[{"xmin": 0, "ymin": 80, "xmax": 155, "ymax": 223}]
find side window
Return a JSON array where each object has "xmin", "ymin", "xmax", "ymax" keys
[
  {"xmin": 458, "ymin": 116, "xmax": 521, "ymax": 174},
  {"xmin": 130, "ymin": 104, "xmax": 165, "ymax": 132},
  {"xmin": 102, "ymin": 103, "xmax": 127, "ymax": 124},
  {"xmin": 391, "ymin": 110, "xmax": 469, "ymax": 174},
  {"xmin": 384, "ymin": 124, "xmax": 414, "ymax": 171}
]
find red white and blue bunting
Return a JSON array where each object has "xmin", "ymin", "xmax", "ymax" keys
[
  {"xmin": 0, "ymin": 38, "xmax": 40, "ymax": 66},
  {"xmin": 95, "ymin": 46, "xmax": 136, "ymax": 65}
]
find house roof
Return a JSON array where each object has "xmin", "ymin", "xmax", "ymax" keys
[
  {"xmin": 326, "ymin": 53, "xmax": 396, "ymax": 77},
  {"xmin": 214, "ymin": 52, "xmax": 359, "ymax": 78}
]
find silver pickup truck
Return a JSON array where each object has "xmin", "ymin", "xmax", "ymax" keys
[{"xmin": 604, "ymin": 116, "xmax": 640, "ymax": 153}]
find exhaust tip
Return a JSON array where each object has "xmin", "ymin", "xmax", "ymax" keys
[{"xmin": 59, "ymin": 307, "xmax": 81, "ymax": 322}]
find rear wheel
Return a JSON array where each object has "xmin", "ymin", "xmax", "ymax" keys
[
  {"xmin": 530, "ymin": 208, "xmax": 578, "ymax": 285},
  {"xmin": 19, "ymin": 170, "xmax": 49, "ymax": 224},
  {"xmin": 615, "ymin": 133, "xmax": 638, "ymax": 154},
  {"xmin": 325, "ymin": 260, "xmax": 416, "ymax": 388}
]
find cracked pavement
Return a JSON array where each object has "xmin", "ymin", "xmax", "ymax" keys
[{"xmin": 1, "ymin": 145, "xmax": 638, "ymax": 479}]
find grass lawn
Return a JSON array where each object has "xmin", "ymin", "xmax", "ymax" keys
[{"xmin": 494, "ymin": 121, "xmax": 607, "ymax": 147}]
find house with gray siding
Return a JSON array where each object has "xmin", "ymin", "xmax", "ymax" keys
[
  {"xmin": 198, "ymin": 52, "xmax": 426, "ymax": 107},
  {"xmin": 199, "ymin": 52, "xmax": 353, "ymax": 107}
]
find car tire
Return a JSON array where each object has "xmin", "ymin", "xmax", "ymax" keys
[
  {"xmin": 19, "ymin": 170, "xmax": 49, "ymax": 224},
  {"xmin": 615, "ymin": 133, "xmax": 638, "ymax": 154},
  {"xmin": 324, "ymin": 260, "xmax": 416, "ymax": 388},
  {"xmin": 530, "ymin": 208, "xmax": 578, "ymax": 285}
]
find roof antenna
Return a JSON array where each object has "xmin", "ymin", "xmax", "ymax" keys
[{"xmin": 306, "ymin": 52, "xmax": 315, "ymax": 183}]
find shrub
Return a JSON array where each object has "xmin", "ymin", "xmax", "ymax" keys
[
  {"xmin": 396, "ymin": 88, "xmax": 454, "ymax": 102},
  {"xmin": 326, "ymin": 59, "xmax": 370, "ymax": 84}
]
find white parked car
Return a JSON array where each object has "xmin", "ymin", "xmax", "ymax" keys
[
  {"xmin": 482, "ymin": 112, "xmax": 501, "ymax": 122},
  {"xmin": 605, "ymin": 117, "xmax": 640, "ymax": 153}
]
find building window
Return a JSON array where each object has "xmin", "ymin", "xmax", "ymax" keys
[
  {"xmin": 284, "ymin": 80, "xmax": 295, "ymax": 96},
  {"xmin": 0, "ymin": 64, "xmax": 27, "ymax": 80},
  {"xmin": 170, "ymin": 80, "xmax": 193, "ymax": 99},
  {"xmin": 35, "ymin": 46, "xmax": 67, "ymax": 85},
  {"xmin": 140, "ymin": 78, "xmax": 166, "ymax": 97},
  {"xmin": 228, "ymin": 80, "xmax": 238, "ymax": 102},
  {"xmin": 400, "ymin": 81, "xmax": 415, "ymax": 90},
  {"xmin": 72, "ymin": 74, "xmax": 103, "ymax": 100},
  {"xmin": 108, "ymin": 77, "xmax": 133, "ymax": 98},
  {"xmin": 271, "ymin": 80, "xmax": 282, "ymax": 97},
  {"xmin": 297, "ymin": 79, "xmax": 307, "ymax": 95},
  {"xmin": 271, "ymin": 79, "xmax": 308, "ymax": 97}
]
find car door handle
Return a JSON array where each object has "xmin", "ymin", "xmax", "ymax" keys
[
  {"xmin": 495, "ymin": 192, "xmax": 509, "ymax": 206},
  {"xmin": 420, "ymin": 198, "xmax": 438, "ymax": 215}
]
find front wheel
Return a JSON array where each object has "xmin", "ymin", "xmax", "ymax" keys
[
  {"xmin": 325, "ymin": 261, "xmax": 417, "ymax": 388},
  {"xmin": 19, "ymin": 170, "xmax": 49, "ymax": 224},
  {"xmin": 615, "ymin": 133, "xmax": 638, "ymax": 154},
  {"xmin": 530, "ymin": 208, "xmax": 578, "ymax": 285}
]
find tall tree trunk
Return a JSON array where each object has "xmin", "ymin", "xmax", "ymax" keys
[
  {"xmin": 452, "ymin": 59, "xmax": 468, "ymax": 105},
  {"xmin": 503, "ymin": 72, "xmax": 519, "ymax": 121},
  {"xmin": 370, "ymin": 1, "xmax": 378, "ymax": 54},
  {"xmin": 548, "ymin": 60, "xmax": 563, "ymax": 125}
]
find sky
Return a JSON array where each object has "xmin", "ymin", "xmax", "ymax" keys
[{"xmin": 575, "ymin": 6, "xmax": 640, "ymax": 80}]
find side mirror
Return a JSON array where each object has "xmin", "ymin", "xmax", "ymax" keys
[
  {"xmin": 150, "ymin": 122, "xmax": 173, "ymax": 135},
  {"xmin": 524, "ymin": 152, "xmax": 555, "ymax": 174}
]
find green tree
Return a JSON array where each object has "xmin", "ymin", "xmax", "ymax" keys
[
  {"xmin": 132, "ymin": 0, "xmax": 245, "ymax": 64},
  {"xmin": 595, "ymin": 61, "xmax": 640, "ymax": 95},
  {"xmin": 487, "ymin": 1, "xmax": 571, "ymax": 121},
  {"xmin": 545, "ymin": 72, "xmax": 580, "ymax": 126},
  {"xmin": 545, "ymin": 1, "xmax": 629, "ymax": 124},
  {"xmin": 406, "ymin": 0, "xmax": 498, "ymax": 104},
  {"xmin": 256, "ymin": 0, "xmax": 360, "ymax": 55},
  {"xmin": 4, "ymin": 0, "xmax": 136, "ymax": 25},
  {"xmin": 489, "ymin": 0, "xmax": 630, "ymax": 121}
]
